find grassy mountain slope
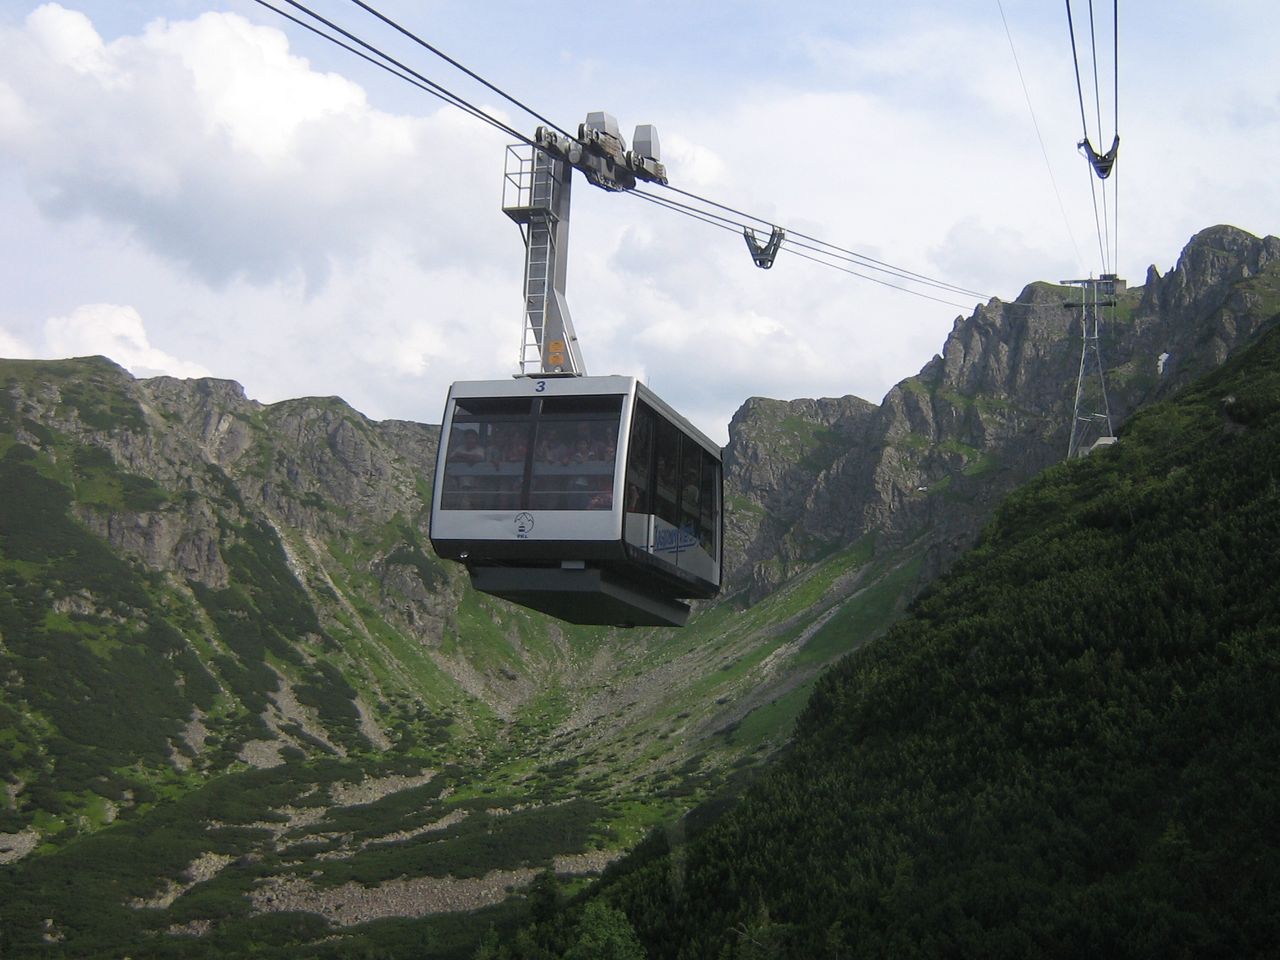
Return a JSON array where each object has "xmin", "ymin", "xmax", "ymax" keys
[
  {"xmin": 536, "ymin": 319, "xmax": 1280, "ymax": 957},
  {"xmin": 0, "ymin": 357, "xmax": 910, "ymax": 958}
]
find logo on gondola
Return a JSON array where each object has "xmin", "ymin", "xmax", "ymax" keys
[
  {"xmin": 654, "ymin": 523, "xmax": 699, "ymax": 554},
  {"xmin": 514, "ymin": 512, "xmax": 535, "ymax": 538}
]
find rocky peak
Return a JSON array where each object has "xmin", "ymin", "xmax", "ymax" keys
[
  {"xmin": 722, "ymin": 394, "xmax": 877, "ymax": 595},
  {"xmin": 137, "ymin": 374, "xmax": 261, "ymax": 468},
  {"xmin": 1140, "ymin": 224, "xmax": 1280, "ymax": 321},
  {"xmin": 724, "ymin": 395, "xmax": 875, "ymax": 501},
  {"xmin": 723, "ymin": 225, "xmax": 1280, "ymax": 599}
]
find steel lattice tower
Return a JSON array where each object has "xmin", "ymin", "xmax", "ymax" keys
[{"xmin": 1063, "ymin": 275, "xmax": 1119, "ymax": 458}]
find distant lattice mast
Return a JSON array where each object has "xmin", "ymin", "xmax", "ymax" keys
[{"xmin": 1063, "ymin": 275, "xmax": 1122, "ymax": 458}]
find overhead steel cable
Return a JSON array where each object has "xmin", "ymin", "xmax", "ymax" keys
[
  {"xmin": 1064, "ymin": 0, "xmax": 1092, "ymax": 143},
  {"xmin": 1111, "ymin": 153, "xmax": 1120, "ymax": 278},
  {"xmin": 253, "ymin": 0, "xmax": 537, "ymax": 147},
  {"xmin": 1087, "ymin": 0, "xmax": 1117, "ymax": 271},
  {"xmin": 784, "ymin": 230, "xmax": 989, "ymax": 299},
  {"xmin": 657, "ymin": 181, "xmax": 776, "ymax": 230},
  {"xmin": 782, "ymin": 235, "xmax": 987, "ymax": 299},
  {"xmin": 632, "ymin": 186, "xmax": 743, "ymax": 231},
  {"xmin": 996, "ymin": 0, "xmax": 1084, "ymax": 273},
  {"xmin": 254, "ymin": 0, "xmax": 992, "ymax": 306},
  {"xmin": 1083, "ymin": 155, "xmax": 1110, "ymax": 273},
  {"xmin": 248, "ymin": 0, "xmax": 502, "ymax": 133},
  {"xmin": 1065, "ymin": 0, "xmax": 1120, "ymax": 273},
  {"xmin": 1088, "ymin": 0, "xmax": 1106, "ymax": 151},
  {"xmin": 644, "ymin": 185, "xmax": 990, "ymax": 299},
  {"xmin": 635, "ymin": 189, "xmax": 978, "ymax": 307},
  {"xmin": 628, "ymin": 189, "xmax": 744, "ymax": 236},
  {"xmin": 782, "ymin": 247, "xmax": 977, "ymax": 309},
  {"xmin": 342, "ymin": 0, "xmax": 577, "ymax": 142},
  {"xmin": 1106, "ymin": 0, "xmax": 1120, "ymax": 271},
  {"xmin": 1111, "ymin": 0, "xmax": 1119, "ymax": 142}
]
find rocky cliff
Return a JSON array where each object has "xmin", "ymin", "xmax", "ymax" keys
[{"xmin": 724, "ymin": 224, "xmax": 1280, "ymax": 599}]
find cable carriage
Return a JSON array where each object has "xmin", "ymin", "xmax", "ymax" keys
[
  {"xmin": 431, "ymin": 376, "xmax": 721, "ymax": 627},
  {"xmin": 429, "ymin": 113, "xmax": 723, "ymax": 627}
]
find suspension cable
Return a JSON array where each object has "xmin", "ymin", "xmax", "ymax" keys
[
  {"xmin": 342, "ymin": 0, "xmax": 576, "ymax": 141},
  {"xmin": 632, "ymin": 187, "xmax": 743, "ymax": 232},
  {"xmin": 249, "ymin": 0, "xmax": 495, "ymax": 132},
  {"xmin": 1065, "ymin": 0, "xmax": 1120, "ymax": 273},
  {"xmin": 1087, "ymin": 0, "xmax": 1105, "ymax": 150},
  {"xmin": 636, "ymin": 187, "xmax": 989, "ymax": 299},
  {"xmin": 996, "ymin": 0, "xmax": 1083, "ymax": 273},
  {"xmin": 785, "ymin": 229, "xmax": 989, "ymax": 299},
  {"xmin": 1109, "ymin": 0, "xmax": 1119, "ymax": 270},
  {"xmin": 1087, "ymin": 0, "xmax": 1114, "ymax": 270},
  {"xmin": 1064, "ymin": 0, "xmax": 1091, "ymax": 140},
  {"xmin": 782, "ymin": 246, "xmax": 977, "ymax": 309},
  {"xmin": 634, "ymin": 190, "xmax": 978, "ymax": 307},
  {"xmin": 256, "ymin": 0, "xmax": 536, "ymax": 147},
  {"xmin": 782, "ymin": 236, "xmax": 986, "ymax": 298},
  {"xmin": 649, "ymin": 184, "xmax": 989, "ymax": 298},
  {"xmin": 629, "ymin": 190, "xmax": 743, "ymax": 237},
  {"xmin": 253, "ymin": 0, "xmax": 991, "ymax": 305}
]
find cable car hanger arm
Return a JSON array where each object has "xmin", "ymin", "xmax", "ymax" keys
[{"xmin": 1079, "ymin": 133, "xmax": 1119, "ymax": 179}]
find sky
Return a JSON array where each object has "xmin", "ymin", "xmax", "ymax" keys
[{"xmin": 1, "ymin": 0, "xmax": 1277, "ymax": 443}]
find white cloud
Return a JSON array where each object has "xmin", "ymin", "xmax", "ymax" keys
[
  {"xmin": 44, "ymin": 303, "xmax": 211, "ymax": 379},
  {"xmin": 0, "ymin": 5, "xmax": 511, "ymax": 288},
  {"xmin": 25, "ymin": 3, "xmax": 110, "ymax": 76},
  {"xmin": 0, "ymin": 327, "xmax": 34, "ymax": 359}
]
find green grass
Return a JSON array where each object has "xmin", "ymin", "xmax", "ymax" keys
[
  {"xmin": 961, "ymin": 451, "xmax": 997, "ymax": 476},
  {"xmin": 725, "ymin": 678, "xmax": 818, "ymax": 749},
  {"xmin": 725, "ymin": 494, "xmax": 765, "ymax": 518},
  {"xmin": 793, "ymin": 553, "xmax": 922, "ymax": 670},
  {"xmin": 899, "ymin": 377, "xmax": 930, "ymax": 397},
  {"xmin": 739, "ymin": 535, "xmax": 875, "ymax": 627}
]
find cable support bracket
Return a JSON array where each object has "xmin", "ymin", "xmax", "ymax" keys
[
  {"xmin": 743, "ymin": 226, "xmax": 786, "ymax": 269},
  {"xmin": 1079, "ymin": 133, "xmax": 1119, "ymax": 179},
  {"xmin": 534, "ymin": 113, "xmax": 668, "ymax": 194}
]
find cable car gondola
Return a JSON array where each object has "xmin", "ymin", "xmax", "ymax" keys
[
  {"xmin": 430, "ymin": 375, "xmax": 722, "ymax": 627},
  {"xmin": 429, "ymin": 112, "xmax": 722, "ymax": 626}
]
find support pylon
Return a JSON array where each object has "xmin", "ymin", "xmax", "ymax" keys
[{"xmin": 1062, "ymin": 275, "xmax": 1119, "ymax": 458}]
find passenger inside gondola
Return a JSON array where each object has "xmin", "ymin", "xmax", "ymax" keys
[
  {"xmin": 452, "ymin": 428, "xmax": 487, "ymax": 463},
  {"xmin": 524, "ymin": 418, "xmax": 618, "ymax": 509},
  {"xmin": 440, "ymin": 395, "xmax": 626, "ymax": 514}
]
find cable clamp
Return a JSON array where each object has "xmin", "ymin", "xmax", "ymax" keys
[
  {"xmin": 1079, "ymin": 134, "xmax": 1119, "ymax": 179},
  {"xmin": 743, "ymin": 226, "xmax": 785, "ymax": 269}
]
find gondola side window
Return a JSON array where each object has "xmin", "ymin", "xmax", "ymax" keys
[
  {"xmin": 700, "ymin": 447, "xmax": 721, "ymax": 558},
  {"xmin": 441, "ymin": 400, "xmax": 534, "ymax": 510},
  {"xmin": 529, "ymin": 417, "xmax": 619, "ymax": 510},
  {"xmin": 653, "ymin": 416, "xmax": 680, "ymax": 527},
  {"xmin": 625, "ymin": 402, "xmax": 656, "ymax": 514},
  {"xmin": 442, "ymin": 396, "xmax": 621, "ymax": 512},
  {"xmin": 679, "ymin": 434, "xmax": 702, "ymax": 546}
]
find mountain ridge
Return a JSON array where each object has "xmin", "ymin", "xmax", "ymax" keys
[{"xmin": 725, "ymin": 223, "xmax": 1280, "ymax": 597}]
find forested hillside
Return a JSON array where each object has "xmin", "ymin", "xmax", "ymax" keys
[{"xmin": 513, "ymin": 318, "xmax": 1280, "ymax": 957}]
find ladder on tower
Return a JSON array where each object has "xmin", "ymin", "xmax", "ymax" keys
[
  {"xmin": 522, "ymin": 214, "xmax": 553, "ymax": 371},
  {"xmin": 502, "ymin": 145, "xmax": 581, "ymax": 375}
]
